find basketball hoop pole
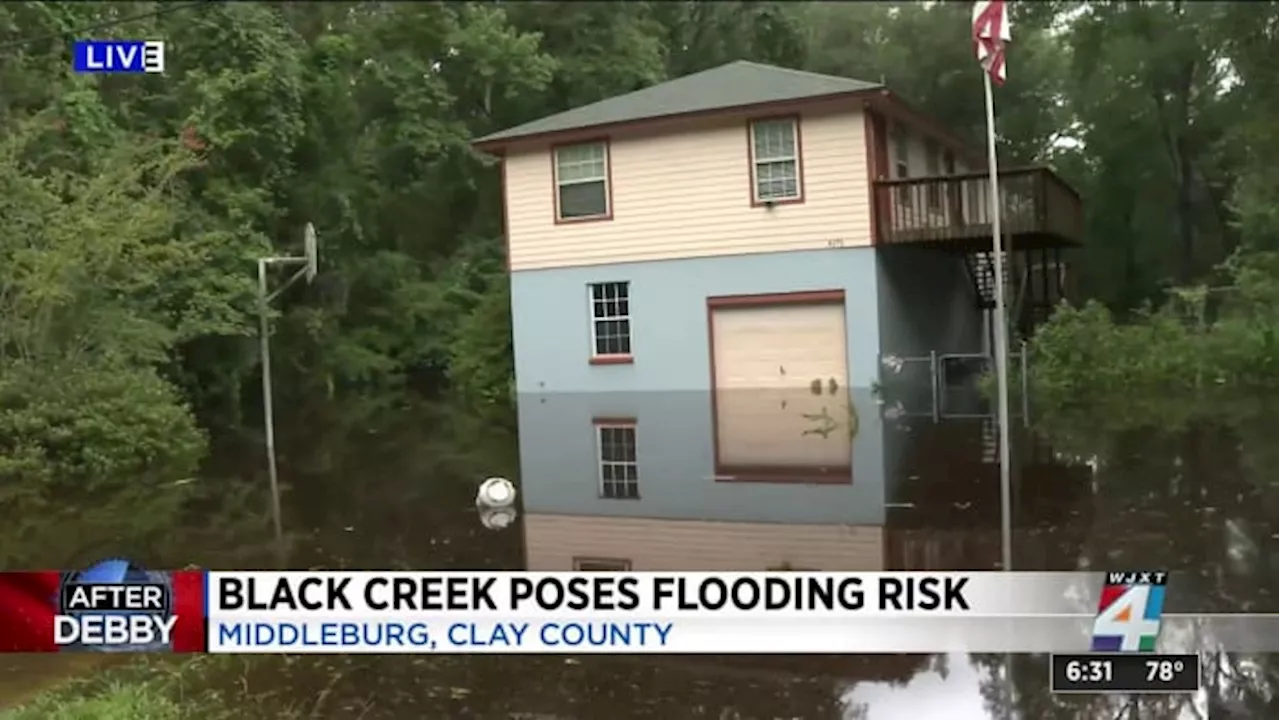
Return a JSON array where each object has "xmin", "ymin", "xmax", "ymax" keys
[{"xmin": 256, "ymin": 223, "xmax": 318, "ymax": 548}]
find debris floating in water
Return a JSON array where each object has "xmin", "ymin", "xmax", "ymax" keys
[
  {"xmin": 478, "ymin": 506, "xmax": 517, "ymax": 530},
  {"xmin": 476, "ymin": 476, "xmax": 517, "ymax": 508}
]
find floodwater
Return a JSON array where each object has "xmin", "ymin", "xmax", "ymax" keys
[{"xmin": 1, "ymin": 400, "xmax": 1276, "ymax": 719}]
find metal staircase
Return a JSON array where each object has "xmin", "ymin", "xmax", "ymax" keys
[
  {"xmin": 963, "ymin": 250, "xmax": 1009, "ymax": 311},
  {"xmin": 980, "ymin": 416, "xmax": 999, "ymax": 465},
  {"xmin": 963, "ymin": 247, "xmax": 1068, "ymax": 339}
]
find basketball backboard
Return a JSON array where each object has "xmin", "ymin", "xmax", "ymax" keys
[{"xmin": 304, "ymin": 222, "xmax": 318, "ymax": 283}]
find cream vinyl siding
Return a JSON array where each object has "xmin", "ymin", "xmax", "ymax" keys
[
  {"xmin": 504, "ymin": 108, "xmax": 871, "ymax": 271},
  {"xmin": 525, "ymin": 514, "xmax": 884, "ymax": 571},
  {"xmin": 712, "ymin": 302, "xmax": 851, "ymax": 468}
]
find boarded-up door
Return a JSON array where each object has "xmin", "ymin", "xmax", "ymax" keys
[{"xmin": 711, "ymin": 299, "xmax": 852, "ymax": 474}]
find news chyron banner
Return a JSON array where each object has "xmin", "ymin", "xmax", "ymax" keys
[{"xmin": 0, "ymin": 563, "xmax": 1276, "ymax": 654}]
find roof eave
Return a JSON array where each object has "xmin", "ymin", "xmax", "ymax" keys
[{"xmin": 471, "ymin": 87, "xmax": 884, "ymax": 156}]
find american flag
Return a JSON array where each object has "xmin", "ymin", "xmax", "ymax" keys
[{"xmin": 972, "ymin": 1, "xmax": 1011, "ymax": 85}]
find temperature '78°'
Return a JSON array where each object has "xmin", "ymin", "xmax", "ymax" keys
[{"xmin": 1146, "ymin": 658, "xmax": 1184, "ymax": 683}]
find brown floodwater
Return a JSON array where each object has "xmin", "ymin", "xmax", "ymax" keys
[{"xmin": 1, "ymin": 405, "xmax": 1276, "ymax": 719}]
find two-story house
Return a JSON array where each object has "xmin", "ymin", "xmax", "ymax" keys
[{"xmin": 474, "ymin": 61, "xmax": 1087, "ymax": 542}]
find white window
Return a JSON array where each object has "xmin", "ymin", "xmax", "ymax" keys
[
  {"xmin": 750, "ymin": 118, "xmax": 801, "ymax": 202},
  {"xmin": 589, "ymin": 281, "xmax": 631, "ymax": 357},
  {"xmin": 893, "ymin": 128, "xmax": 910, "ymax": 178},
  {"xmin": 555, "ymin": 142, "xmax": 609, "ymax": 220},
  {"xmin": 574, "ymin": 558, "xmax": 631, "ymax": 571},
  {"xmin": 924, "ymin": 139, "xmax": 942, "ymax": 211},
  {"xmin": 893, "ymin": 127, "xmax": 912, "ymax": 210},
  {"xmin": 596, "ymin": 423, "xmax": 638, "ymax": 499}
]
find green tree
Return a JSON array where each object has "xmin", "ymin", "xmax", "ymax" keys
[{"xmin": 0, "ymin": 121, "xmax": 211, "ymax": 567}]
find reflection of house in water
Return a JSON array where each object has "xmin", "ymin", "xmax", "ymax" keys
[
  {"xmin": 521, "ymin": 420, "xmax": 1092, "ymax": 574},
  {"xmin": 520, "ymin": 399, "xmax": 885, "ymax": 571},
  {"xmin": 883, "ymin": 417, "xmax": 1095, "ymax": 571},
  {"xmin": 472, "ymin": 61, "xmax": 1092, "ymax": 575},
  {"xmin": 525, "ymin": 497, "xmax": 884, "ymax": 572}
]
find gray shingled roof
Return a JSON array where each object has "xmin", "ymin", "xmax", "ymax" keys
[{"xmin": 475, "ymin": 61, "xmax": 882, "ymax": 145}]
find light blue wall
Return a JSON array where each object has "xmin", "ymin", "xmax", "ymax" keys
[{"xmin": 509, "ymin": 248, "xmax": 885, "ymax": 525}]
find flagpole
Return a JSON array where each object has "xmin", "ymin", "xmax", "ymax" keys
[{"xmin": 981, "ymin": 69, "xmax": 1015, "ymax": 573}]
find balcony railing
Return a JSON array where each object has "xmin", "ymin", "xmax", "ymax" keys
[{"xmin": 873, "ymin": 167, "xmax": 1083, "ymax": 248}]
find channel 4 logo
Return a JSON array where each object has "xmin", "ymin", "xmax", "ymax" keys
[{"xmin": 1091, "ymin": 570, "xmax": 1167, "ymax": 652}]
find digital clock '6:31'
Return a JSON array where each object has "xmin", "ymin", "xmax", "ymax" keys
[
  {"xmin": 1065, "ymin": 657, "xmax": 1112, "ymax": 683},
  {"xmin": 1051, "ymin": 653, "xmax": 1200, "ymax": 694}
]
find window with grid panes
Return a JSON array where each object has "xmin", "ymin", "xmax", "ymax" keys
[
  {"xmin": 596, "ymin": 424, "xmax": 638, "ymax": 499},
  {"xmin": 750, "ymin": 119, "xmax": 800, "ymax": 202},
  {"xmin": 589, "ymin": 282, "xmax": 631, "ymax": 357},
  {"xmin": 555, "ymin": 142, "xmax": 609, "ymax": 219}
]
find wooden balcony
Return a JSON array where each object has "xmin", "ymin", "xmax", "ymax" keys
[{"xmin": 873, "ymin": 167, "xmax": 1083, "ymax": 251}]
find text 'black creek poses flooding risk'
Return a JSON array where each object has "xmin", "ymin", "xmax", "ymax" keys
[{"xmin": 214, "ymin": 575, "xmax": 972, "ymax": 612}]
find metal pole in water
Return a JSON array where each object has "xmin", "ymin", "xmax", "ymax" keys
[
  {"xmin": 929, "ymin": 350, "xmax": 940, "ymax": 422},
  {"xmin": 982, "ymin": 71, "xmax": 1014, "ymax": 573},
  {"xmin": 973, "ymin": 3, "xmax": 1017, "ymax": 711},
  {"xmin": 258, "ymin": 258, "xmax": 284, "ymax": 545},
  {"xmin": 254, "ymin": 224, "xmax": 319, "ymax": 565},
  {"xmin": 1020, "ymin": 340, "xmax": 1030, "ymax": 427}
]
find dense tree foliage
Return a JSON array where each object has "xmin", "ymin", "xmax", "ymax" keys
[
  {"xmin": 0, "ymin": 1, "xmax": 807, "ymax": 539},
  {"xmin": 1018, "ymin": 1, "xmax": 1278, "ymax": 490}
]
